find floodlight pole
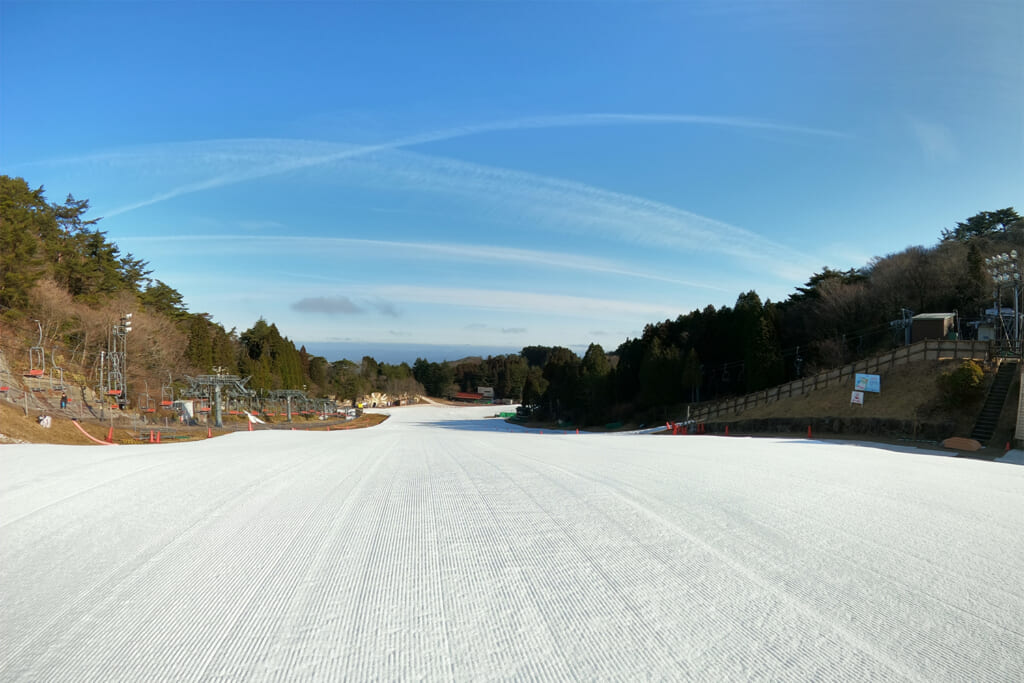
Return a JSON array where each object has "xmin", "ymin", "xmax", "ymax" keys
[{"xmin": 985, "ymin": 251, "xmax": 1021, "ymax": 356}]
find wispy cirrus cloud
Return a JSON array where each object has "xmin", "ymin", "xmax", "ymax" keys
[
  {"xmin": 359, "ymin": 149, "xmax": 819, "ymax": 276},
  {"xmin": 464, "ymin": 323, "xmax": 528, "ymax": 335},
  {"xmin": 39, "ymin": 112, "xmax": 844, "ymax": 218},
  {"xmin": 35, "ymin": 114, "xmax": 841, "ymax": 282},
  {"xmin": 905, "ymin": 116, "xmax": 957, "ymax": 163},
  {"xmin": 118, "ymin": 233, "xmax": 733, "ymax": 291},
  {"xmin": 361, "ymin": 285, "xmax": 679, "ymax": 320}
]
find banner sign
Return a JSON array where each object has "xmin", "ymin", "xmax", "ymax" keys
[
  {"xmin": 851, "ymin": 391, "xmax": 864, "ymax": 405},
  {"xmin": 854, "ymin": 373, "xmax": 881, "ymax": 393}
]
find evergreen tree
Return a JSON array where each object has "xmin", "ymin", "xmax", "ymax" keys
[{"xmin": 0, "ymin": 176, "xmax": 46, "ymax": 309}]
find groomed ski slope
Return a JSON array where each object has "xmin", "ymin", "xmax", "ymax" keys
[{"xmin": 1, "ymin": 404, "xmax": 1022, "ymax": 682}]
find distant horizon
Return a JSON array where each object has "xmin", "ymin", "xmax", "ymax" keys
[{"xmin": 298, "ymin": 341, "xmax": 554, "ymax": 365}]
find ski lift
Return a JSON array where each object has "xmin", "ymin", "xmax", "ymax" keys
[
  {"xmin": 141, "ymin": 381, "xmax": 156, "ymax": 413},
  {"xmin": 26, "ymin": 320, "xmax": 45, "ymax": 377},
  {"xmin": 160, "ymin": 373, "xmax": 174, "ymax": 407},
  {"xmin": 106, "ymin": 369, "xmax": 122, "ymax": 396},
  {"xmin": 49, "ymin": 349, "xmax": 65, "ymax": 390}
]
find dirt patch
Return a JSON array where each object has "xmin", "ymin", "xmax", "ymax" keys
[
  {"xmin": 289, "ymin": 413, "xmax": 389, "ymax": 431},
  {"xmin": 718, "ymin": 360, "xmax": 989, "ymax": 437},
  {"xmin": 0, "ymin": 399, "xmax": 389, "ymax": 445},
  {"xmin": 666, "ymin": 359, "xmax": 1023, "ymax": 455},
  {"xmin": 0, "ymin": 400, "xmax": 116, "ymax": 445}
]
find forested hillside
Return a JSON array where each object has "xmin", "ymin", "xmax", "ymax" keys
[
  {"xmin": 1, "ymin": 175, "xmax": 1020, "ymax": 423},
  {"xmin": 514, "ymin": 208, "xmax": 1023, "ymax": 426},
  {"xmin": 0, "ymin": 176, "xmax": 425, "ymax": 405}
]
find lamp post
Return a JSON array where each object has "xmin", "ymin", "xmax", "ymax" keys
[{"xmin": 985, "ymin": 251, "xmax": 1021, "ymax": 355}]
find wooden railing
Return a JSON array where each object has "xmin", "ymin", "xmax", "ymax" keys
[{"xmin": 689, "ymin": 339, "xmax": 993, "ymax": 423}]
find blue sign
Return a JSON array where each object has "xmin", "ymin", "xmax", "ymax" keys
[{"xmin": 854, "ymin": 373, "xmax": 881, "ymax": 393}]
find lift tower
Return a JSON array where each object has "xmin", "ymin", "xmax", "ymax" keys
[
  {"xmin": 105, "ymin": 313, "xmax": 132, "ymax": 407},
  {"xmin": 186, "ymin": 374, "xmax": 252, "ymax": 428}
]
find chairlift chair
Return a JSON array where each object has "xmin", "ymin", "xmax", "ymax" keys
[
  {"xmin": 49, "ymin": 350, "xmax": 64, "ymax": 390},
  {"xmin": 26, "ymin": 321, "xmax": 45, "ymax": 377},
  {"xmin": 160, "ymin": 373, "xmax": 174, "ymax": 407}
]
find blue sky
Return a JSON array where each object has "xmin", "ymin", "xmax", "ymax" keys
[{"xmin": 2, "ymin": 0, "xmax": 1021, "ymax": 361}]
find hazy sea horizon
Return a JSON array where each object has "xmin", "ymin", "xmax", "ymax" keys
[{"xmin": 298, "ymin": 341, "xmax": 540, "ymax": 365}]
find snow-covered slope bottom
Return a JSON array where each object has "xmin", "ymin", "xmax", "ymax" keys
[{"xmin": 2, "ymin": 405, "xmax": 1021, "ymax": 681}]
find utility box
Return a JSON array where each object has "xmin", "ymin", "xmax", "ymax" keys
[{"xmin": 911, "ymin": 313, "xmax": 955, "ymax": 343}]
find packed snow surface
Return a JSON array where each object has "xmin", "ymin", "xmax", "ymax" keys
[{"xmin": 2, "ymin": 404, "xmax": 1022, "ymax": 681}]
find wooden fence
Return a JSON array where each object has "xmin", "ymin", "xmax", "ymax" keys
[{"xmin": 688, "ymin": 339, "xmax": 994, "ymax": 423}]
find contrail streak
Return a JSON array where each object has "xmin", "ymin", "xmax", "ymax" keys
[{"xmin": 104, "ymin": 113, "xmax": 845, "ymax": 216}]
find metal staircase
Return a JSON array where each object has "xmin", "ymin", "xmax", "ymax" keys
[{"xmin": 970, "ymin": 361, "xmax": 1019, "ymax": 444}]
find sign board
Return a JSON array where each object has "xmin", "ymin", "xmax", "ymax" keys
[
  {"xmin": 851, "ymin": 391, "xmax": 864, "ymax": 405},
  {"xmin": 854, "ymin": 373, "xmax": 881, "ymax": 393}
]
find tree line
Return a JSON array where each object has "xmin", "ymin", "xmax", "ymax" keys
[
  {"xmin": 2, "ymin": 175, "xmax": 1020, "ymax": 422},
  {"xmin": 0, "ymin": 176, "xmax": 386, "ymax": 402},
  {"xmin": 519, "ymin": 207, "xmax": 1023, "ymax": 425}
]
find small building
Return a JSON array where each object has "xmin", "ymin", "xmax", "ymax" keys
[
  {"xmin": 477, "ymin": 386, "xmax": 495, "ymax": 399},
  {"xmin": 978, "ymin": 308, "xmax": 1022, "ymax": 342},
  {"xmin": 453, "ymin": 391, "xmax": 485, "ymax": 402},
  {"xmin": 911, "ymin": 313, "xmax": 956, "ymax": 343}
]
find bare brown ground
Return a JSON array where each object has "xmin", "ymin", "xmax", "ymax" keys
[
  {"xmin": 731, "ymin": 359, "xmax": 985, "ymax": 435},
  {"xmin": 687, "ymin": 359, "xmax": 1021, "ymax": 455},
  {"xmin": 0, "ymin": 400, "xmax": 388, "ymax": 445}
]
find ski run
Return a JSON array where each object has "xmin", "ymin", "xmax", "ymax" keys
[{"xmin": 1, "ymin": 403, "xmax": 1022, "ymax": 681}]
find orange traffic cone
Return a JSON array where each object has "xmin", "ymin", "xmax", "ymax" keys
[
  {"xmin": 207, "ymin": 427, "xmax": 212, "ymax": 438},
  {"xmin": 106, "ymin": 426, "xmax": 114, "ymax": 443},
  {"xmin": 807, "ymin": 425, "xmax": 812, "ymax": 438},
  {"xmin": 725, "ymin": 425, "xmax": 729, "ymax": 436},
  {"xmin": 149, "ymin": 430, "xmax": 154, "ymax": 443},
  {"xmin": 156, "ymin": 431, "xmax": 161, "ymax": 443}
]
